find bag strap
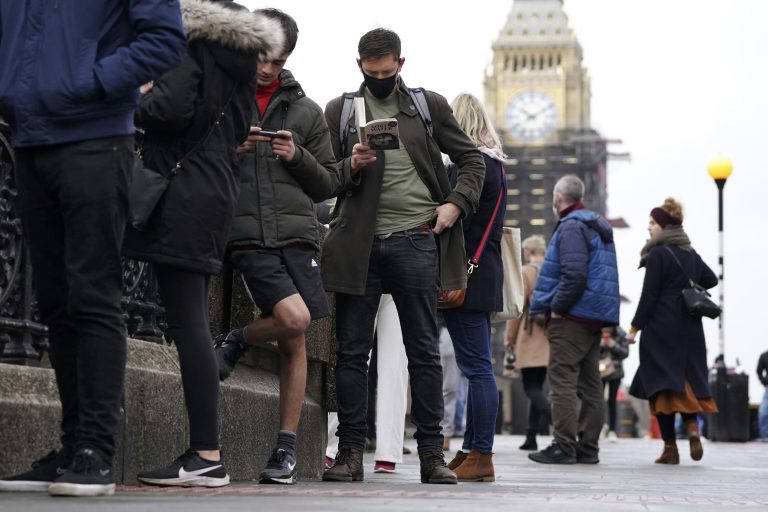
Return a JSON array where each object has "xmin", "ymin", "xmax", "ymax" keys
[
  {"xmin": 663, "ymin": 246, "xmax": 696, "ymax": 287},
  {"xmin": 468, "ymin": 161, "xmax": 505, "ymax": 275},
  {"xmin": 170, "ymin": 85, "xmax": 239, "ymax": 177}
]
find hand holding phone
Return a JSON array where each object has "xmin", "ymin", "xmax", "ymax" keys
[{"xmin": 252, "ymin": 129, "xmax": 282, "ymax": 138}]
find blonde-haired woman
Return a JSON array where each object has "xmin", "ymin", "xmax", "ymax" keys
[
  {"xmin": 442, "ymin": 93, "xmax": 506, "ymax": 482},
  {"xmin": 627, "ymin": 198, "xmax": 718, "ymax": 464},
  {"xmin": 505, "ymin": 235, "xmax": 551, "ymax": 451}
]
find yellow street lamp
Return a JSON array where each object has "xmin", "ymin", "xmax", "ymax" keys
[{"xmin": 707, "ymin": 155, "xmax": 732, "ymax": 359}]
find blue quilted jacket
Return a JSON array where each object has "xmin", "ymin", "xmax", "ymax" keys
[{"xmin": 530, "ymin": 209, "xmax": 620, "ymax": 324}]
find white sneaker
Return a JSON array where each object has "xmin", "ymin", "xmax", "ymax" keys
[{"xmin": 606, "ymin": 431, "xmax": 618, "ymax": 443}]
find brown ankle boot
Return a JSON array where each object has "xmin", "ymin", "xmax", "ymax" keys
[
  {"xmin": 322, "ymin": 447, "xmax": 364, "ymax": 482},
  {"xmin": 446, "ymin": 450, "xmax": 467, "ymax": 470},
  {"xmin": 654, "ymin": 441, "xmax": 680, "ymax": 464},
  {"xmin": 453, "ymin": 450, "xmax": 495, "ymax": 482},
  {"xmin": 686, "ymin": 420, "xmax": 703, "ymax": 461}
]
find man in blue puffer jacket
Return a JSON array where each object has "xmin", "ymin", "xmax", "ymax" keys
[
  {"xmin": 528, "ymin": 174, "xmax": 619, "ymax": 465},
  {"xmin": 0, "ymin": 0, "xmax": 186, "ymax": 497}
]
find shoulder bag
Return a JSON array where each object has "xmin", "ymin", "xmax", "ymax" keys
[
  {"xmin": 438, "ymin": 161, "xmax": 506, "ymax": 310},
  {"xmin": 663, "ymin": 246, "xmax": 721, "ymax": 319},
  {"xmin": 129, "ymin": 87, "xmax": 237, "ymax": 231}
]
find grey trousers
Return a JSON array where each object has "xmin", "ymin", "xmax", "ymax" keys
[{"xmin": 547, "ymin": 317, "xmax": 604, "ymax": 456}]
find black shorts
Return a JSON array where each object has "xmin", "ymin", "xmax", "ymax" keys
[{"xmin": 229, "ymin": 245, "xmax": 330, "ymax": 320}]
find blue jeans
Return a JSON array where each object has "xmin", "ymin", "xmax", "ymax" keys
[
  {"xmin": 760, "ymin": 387, "xmax": 768, "ymax": 439},
  {"xmin": 334, "ymin": 231, "xmax": 443, "ymax": 452},
  {"xmin": 442, "ymin": 309, "xmax": 498, "ymax": 453}
]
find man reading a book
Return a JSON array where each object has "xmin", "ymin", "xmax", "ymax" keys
[
  {"xmin": 213, "ymin": 8, "xmax": 341, "ymax": 486},
  {"xmin": 321, "ymin": 28, "xmax": 485, "ymax": 484}
]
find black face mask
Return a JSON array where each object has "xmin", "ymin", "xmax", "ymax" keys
[{"xmin": 362, "ymin": 72, "xmax": 398, "ymax": 99}]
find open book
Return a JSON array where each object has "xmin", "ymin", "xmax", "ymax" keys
[{"xmin": 354, "ymin": 97, "xmax": 400, "ymax": 150}]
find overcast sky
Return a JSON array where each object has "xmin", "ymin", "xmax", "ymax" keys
[{"xmin": 241, "ymin": 0, "xmax": 767, "ymax": 400}]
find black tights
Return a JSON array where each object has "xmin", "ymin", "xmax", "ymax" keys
[
  {"xmin": 656, "ymin": 412, "xmax": 697, "ymax": 442},
  {"xmin": 156, "ymin": 265, "xmax": 220, "ymax": 451},
  {"xmin": 521, "ymin": 367, "xmax": 551, "ymax": 434}
]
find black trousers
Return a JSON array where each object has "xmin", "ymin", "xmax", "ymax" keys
[
  {"xmin": 334, "ymin": 232, "xmax": 443, "ymax": 452},
  {"xmin": 155, "ymin": 265, "xmax": 220, "ymax": 451},
  {"xmin": 603, "ymin": 378, "xmax": 621, "ymax": 432},
  {"xmin": 521, "ymin": 366, "xmax": 551, "ymax": 434},
  {"xmin": 15, "ymin": 136, "xmax": 133, "ymax": 459}
]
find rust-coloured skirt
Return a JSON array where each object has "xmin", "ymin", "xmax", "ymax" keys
[{"xmin": 650, "ymin": 380, "xmax": 719, "ymax": 415}]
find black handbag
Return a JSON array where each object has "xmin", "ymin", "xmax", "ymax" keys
[
  {"xmin": 664, "ymin": 246, "xmax": 721, "ymax": 319},
  {"xmin": 129, "ymin": 88, "xmax": 236, "ymax": 231}
]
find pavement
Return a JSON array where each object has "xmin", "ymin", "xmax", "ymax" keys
[{"xmin": 1, "ymin": 434, "xmax": 767, "ymax": 511}]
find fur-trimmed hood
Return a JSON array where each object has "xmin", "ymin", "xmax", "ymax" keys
[{"xmin": 180, "ymin": 0, "xmax": 284, "ymax": 60}]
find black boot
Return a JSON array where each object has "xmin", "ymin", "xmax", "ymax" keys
[
  {"xmin": 519, "ymin": 432, "xmax": 537, "ymax": 451},
  {"xmin": 418, "ymin": 448, "xmax": 457, "ymax": 484}
]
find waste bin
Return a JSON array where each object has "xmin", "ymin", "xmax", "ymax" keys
[{"xmin": 707, "ymin": 368, "xmax": 750, "ymax": 442}]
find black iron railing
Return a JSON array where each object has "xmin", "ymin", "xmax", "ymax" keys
[{"xmin": 0, "ymin": 126, "xmax": 166, "ymax": 366}]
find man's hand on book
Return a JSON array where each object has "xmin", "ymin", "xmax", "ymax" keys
[
  {"xmin": 350, "ymin": 143, "xmax": 377, "ymax": 173},
  {"xmin": 431, "ymin": 203, "xmax": 461, "ymax": 234}
]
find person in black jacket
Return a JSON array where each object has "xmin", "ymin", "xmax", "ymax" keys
[
  {"xmin": 123, "ymin": 0, "xmax": 283, "ymax": 487},
  {"xmin": 212, "ymin": 8, "xmax": 341, "ymax": 486},
  {"xmin": 441, "ymin": 93, "xmax": 505, "ymax": 482},
  {"xmin": 600, "ymin": 326, "xmax": 629, "ymax": 441},
  {"xmin": 627, "ymin": 197, "xmax": 718, "ymax": 464},
  {"xmin": 0, "ymin": 0, "xmax": 186, "ymax": 497},
  {"xmin": 758, "ymin": 350, "xmax": 768, "ymax": 439}
]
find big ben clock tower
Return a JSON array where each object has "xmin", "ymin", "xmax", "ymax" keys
[{"xmin": 485, "ymin": 0, "xmax": 608, "ymax": 234}]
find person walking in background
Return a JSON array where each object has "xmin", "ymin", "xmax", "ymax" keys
[
  {"xmin": 0, "ymin": 0, "xmax": 186, "ymax": 497},
  {"xmin": 438, "ymin": 314, "xmax": 461, "ymax": 452},
  {"xmin": 123, "ymin": 1, "xmax": 283, "ymax": 487},
  {"xmin": 758, "ymin": 350, "xmax": 768, "ymax": 440},
  {"xmin": 321, "ymin": 28, "xmax": 485, "ymax": 485},
  {"xmin": 528, "ymin": 175, "xmax": 620, "ymax": 465},
  {"xmin": 600, "ymin": 326, "xmax": 630, "ymax": 441},
  {"xmin": 441, "ymin": 93, "xmax": 506, "ymax": 482},
  {"xmin": 627, "ymin": 197, "xmax": 718, "ymax": 464},
  {"xmin": 211, "ymin": 8, "xmax": 340, "ymax": 485},
  {"xmin": 505, "ymin": 235, "xmax": 551, "ymax": 452}
]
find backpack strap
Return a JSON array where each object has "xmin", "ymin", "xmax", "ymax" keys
[
  {"xmin": 408, "ymin": 87, "xmax": 433, "ymax": 139},
  {"xmin": 339, "ymin": 91, "xmax": 357, "ymax": 157}
]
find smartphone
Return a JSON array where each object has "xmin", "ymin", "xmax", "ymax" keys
[{"xmin": 251, "ymin": 129, "xmax": 282, "ymax": 138}]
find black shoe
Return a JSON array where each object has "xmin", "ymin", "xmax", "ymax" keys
[
  {"xmin": 576, "ymin": 448, "xmax": 600, "ymax": 464},
  {"xmin": 259, "ymin": 448, "xmax": 297, "ymax": 485},
  {"xmin": 322, "ymin": 447, "xmax": 364, "ymax": 482},
  {"xmin": 137, "ymin": 450, "xmax": 230, "ymax": 487},
  {"xmin": 528, "ymin": 442, "xmax": 576, "ymax": 465},
  {"xmin": 519, "ymin": 433, "xmax": 537, "ymax": 451},
  {"xmin": 418, "ymin": 448, "xmax": 457, "ymax": 484},
  {"xmin": 0, "ymin": 448, "xmax": 73, "ymax": 492},
  {"xmin": 48, "ymin": 448, "xmax": 115, "ymax": 497},
  {"xmin": 214, "ymin": 329, "xmax": 249, "ymax": 381}
]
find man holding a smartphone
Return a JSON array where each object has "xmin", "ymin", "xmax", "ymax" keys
[{"xmin": 213, "ymin": 8, "xmax": 341, "ymax": 485}]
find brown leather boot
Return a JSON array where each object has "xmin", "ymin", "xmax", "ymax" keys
[
  {"xmin": 446, "ymin": 450, "xmax": 467, "ymax": 470},
  {"xmin": 686, "ymin": 420, "xmax": 703, "ymax": 461},
  {"xmin": 418, "ymin": 448, "xmax": 457, "ymax": 484},
  {"xmin": 322, "ymin": 447, "xmax": 364, "ymax": 482},
  {"xmin": 654, "ymin": 441, "xmax": 680, "ymax": 465},
  {"xmin": 453, "ymin": 450, "xmax": 495, "ymax": 482}
]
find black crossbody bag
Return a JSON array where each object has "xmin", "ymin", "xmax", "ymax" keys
[{"xmin": 663, "ymin": 246, "xmax": 721, "ymax": 319}]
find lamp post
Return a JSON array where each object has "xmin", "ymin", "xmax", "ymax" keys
[{"xmin": 707, "ymin": 155, "xmax": 733, "ymax": 359}]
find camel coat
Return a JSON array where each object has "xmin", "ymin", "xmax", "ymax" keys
[{"xmin": 505, "ymin": 264, "xmax": 550, "ymax": 369}]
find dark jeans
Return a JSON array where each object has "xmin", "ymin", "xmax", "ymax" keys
[
  {"xmin": 335, "ymin": 231, "xmax": 443, "ymax": 452},
  {"xmin": 547, "ymin": 317, "xmax": 603, "ymax": 456},
  {"xmin": 603, "ymin": 378, "xmax": 621, "ymax": 432},
  {"xmin": 15, "ymin": 136, "xmax": 133, "ymax": 459},
  {"xmin": 442, "ymin": 309, "xmax": 497, "ymax": 453},
  {"xmin": 155, "ymin": 265, "xmax": 220, "ymax": 451},
  {"xmin": 521, "ymin": 366, "xmax": 551, "ymax": 435}
]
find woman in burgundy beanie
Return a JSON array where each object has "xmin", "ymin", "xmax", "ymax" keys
[{"xmin": 626, "ymin": 197, "xmax": 718, "ymax": 465}]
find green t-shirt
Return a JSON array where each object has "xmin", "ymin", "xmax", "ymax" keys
[{"xmin": 364, "ymin": 90, "xmax": 438, "ymax": 235}]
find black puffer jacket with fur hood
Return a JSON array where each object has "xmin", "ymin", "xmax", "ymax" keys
[{"xmin": 124, "ymin": 0, "xmax": 284, "ymax": 274}]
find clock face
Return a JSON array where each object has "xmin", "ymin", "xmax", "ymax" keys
[{"xmin": 505, "ymin": 91, "xmax": 557, "ymax": 143}]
